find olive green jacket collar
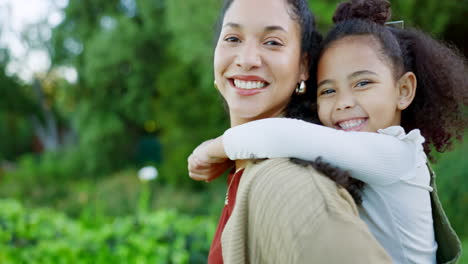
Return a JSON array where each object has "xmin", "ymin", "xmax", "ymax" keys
[{"xmin": 429, "ymin": 163, "xmax": 462, "ymax": 264}]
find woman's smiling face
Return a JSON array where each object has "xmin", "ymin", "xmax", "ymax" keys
[
  {"xmin": 316, "ymin": 35, "xmax": 403, "ymax": 132},
  {"xmin": 214, "ymin": 0, "xmax": 308, "ymax": 126}
]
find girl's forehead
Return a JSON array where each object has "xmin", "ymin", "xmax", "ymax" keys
[
  {"xmin": 318, "ymin": 36, "xmax": 395, "ymax": 79},
  {"xmin": 324, "ymin": 36, "xmax": 385, "ymax": 63}
]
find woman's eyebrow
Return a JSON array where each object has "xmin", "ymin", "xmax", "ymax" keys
[
  {"xmin": 223, "ymin": 23, "xmax": 286, "ymax": 33},
  {"xmin": 223, "ymin": 22, "xmax": 241, "ymax": 29},
  {"xmin": 264, "ymin": 25, "xmax": 287, "ymax": 33}
]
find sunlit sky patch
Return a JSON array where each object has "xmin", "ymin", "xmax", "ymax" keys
[{"xmin": 0, "ymin": 0, "xmax": 70, "ymax": 82}]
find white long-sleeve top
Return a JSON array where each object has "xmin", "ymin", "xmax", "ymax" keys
[{"xmin": 222, "ymin": 117, "xmax": 437, "ymax": 264}]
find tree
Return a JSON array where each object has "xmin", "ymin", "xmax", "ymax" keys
[{"xmin": 0, "ymin": 49, "xmax": 37, "ymax": 161}]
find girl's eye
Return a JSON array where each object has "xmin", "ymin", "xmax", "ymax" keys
[
  {"xmin": 319, "ymin": 88, "xmax": 336, "ymax": 96},
  {"xmin": 355, "ymin": 80, "xmax": 371, "ymax": 87},
  {"xmin": 224, "ymin": 36, "xmax": 240, "ymax": 43}
]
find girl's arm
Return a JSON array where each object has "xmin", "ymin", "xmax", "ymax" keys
[
  {"xmin": 223, "ymin": 118, "xmax": 422, "ymax": 186},
  {"xmin": 188, "ymin": 138, "xmax": 234, "ymax": 182}
]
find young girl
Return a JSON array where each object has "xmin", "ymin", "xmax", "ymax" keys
[{"xmin": 189, "ymin": 0, "xmax": 467, "ymax": 263}]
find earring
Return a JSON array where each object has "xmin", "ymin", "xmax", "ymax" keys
[
  {"xmin": 214, "ymin": 80, "xmax": 218, "ymax": 89},
  {"xmin": 295, "ymin": 81, "xmax": 306, "ymax": 95}
]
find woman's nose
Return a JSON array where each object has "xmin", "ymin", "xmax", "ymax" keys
[{"xmin": 235, "ymin": 42, "xmax": 262, "ymax": 70}]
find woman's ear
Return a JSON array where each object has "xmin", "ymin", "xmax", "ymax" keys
[
  {"xmin": 397, "ymin": 72, "xmax": 417, "ymax": 110},
  {"xmin": 300, "ymin": 54, "xmax": 310, "ymax": 81}
]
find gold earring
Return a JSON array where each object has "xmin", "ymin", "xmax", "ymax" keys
[
  {"xmin": 295, "ymin": 81, "xmax": 306, "ymax": 95},
  {"xmin": 214, "ymin": 80, "xmax": 218, "ymax": 89}
]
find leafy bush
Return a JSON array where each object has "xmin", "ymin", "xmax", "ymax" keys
[{"xmin": 0, "ymin": 199, "xmax": 215, "ymax": 264}]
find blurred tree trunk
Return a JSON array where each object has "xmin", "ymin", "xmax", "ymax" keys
[{"xmin": 30, "ymin": 78, "xmax": 59, "ymax": 152}]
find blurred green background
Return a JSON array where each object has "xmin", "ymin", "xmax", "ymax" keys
[{"xmin": 0, "ymin": 0, "xmax": 467, "ymax": 263}]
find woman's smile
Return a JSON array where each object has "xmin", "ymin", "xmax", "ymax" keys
[{"xmin": 228, "ymin": 75, "xmax": 270, "ymax": 96}]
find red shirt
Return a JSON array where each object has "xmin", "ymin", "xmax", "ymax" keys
[{"xmin": 208, "ymin": 169, "xmax": 244, "ymax": 264}]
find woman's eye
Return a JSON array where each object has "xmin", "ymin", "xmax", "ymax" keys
[
  {"xmin": 319, "ymin": 89, "xmax": 335, "ymax": 96},
  {"xmin": 264, "ymin": 40, "xmax": 282, "ymax": 46},
  {"xmin": 224, "ymin": 36, "xmax": 240, "ymax": 43}
]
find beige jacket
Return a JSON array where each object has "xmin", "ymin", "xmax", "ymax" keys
[{"xmin": 221, "ymin": 158, "xmax": 393, "ymax": 263}]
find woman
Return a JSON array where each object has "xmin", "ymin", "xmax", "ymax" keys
[{"xmin": 200, "ymin": 0, "xmax": 393, "ymax": 263}]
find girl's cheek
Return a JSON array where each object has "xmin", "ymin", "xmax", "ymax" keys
[{"xmin": 316, "ymin": 103, "xmax": 326, "ymax": 124}]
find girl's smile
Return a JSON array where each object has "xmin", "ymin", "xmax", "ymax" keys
[
  {"xmin": 317, "ymin": 35, "xmax": 407, "ymax": 133},
  {"xmin": 334, "ymin": 117, "xmax": 368, "ymax": 131}
]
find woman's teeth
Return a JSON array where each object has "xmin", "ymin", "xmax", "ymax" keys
[
  {"xmin": 338, "ymin": 119, "xmax": 366, "ymax": 130},
  {"xmin": 234, "ymin": 79, "xmax": 266, "ymax": 89}
]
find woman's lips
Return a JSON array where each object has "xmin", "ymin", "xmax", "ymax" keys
[{"xmin": 228, "ymin": 77, "xmax": 269, "ymax": 96}]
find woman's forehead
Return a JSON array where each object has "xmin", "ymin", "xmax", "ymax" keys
[{"xmin": 223, "ymin": 0, "xmax": 297, "ymax": 33}]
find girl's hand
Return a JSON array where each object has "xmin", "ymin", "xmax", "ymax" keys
[{"xmin": 188, "ymin": 137, "xmax": 234, "ymax": 182}]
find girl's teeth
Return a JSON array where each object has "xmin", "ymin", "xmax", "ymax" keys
[
  {"xmin": 234, "ymin": 79, "xmax": 266, "ymax": 89},
  {"xmin": 338, "ymin": 119, "xmax": 365, "ymax": 130}
]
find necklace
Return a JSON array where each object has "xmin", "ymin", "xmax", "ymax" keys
[{"xmin": 225, "ymin": 167, "xmax": 244, "ymax": 205}]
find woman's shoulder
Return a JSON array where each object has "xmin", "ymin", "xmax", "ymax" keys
[
  {"xmin": 241, "ymin": 158, "xmax": 359, "ymax": 216},
  {"xmin": 223, "ymin": 158, "xmax": 393, "ymax": 264}
]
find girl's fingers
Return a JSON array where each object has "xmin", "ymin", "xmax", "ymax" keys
[
  {"xmin": 188, "ymin": 153, "xmax": 233, "ymax": 182},
  {"xmin": 189, "ymin": 171, "xmax": 209, "ymax": 181}
]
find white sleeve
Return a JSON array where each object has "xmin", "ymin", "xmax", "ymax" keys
[{"xmin": 223, "ymin": 118, "xmax": 419, "ymax": 186}]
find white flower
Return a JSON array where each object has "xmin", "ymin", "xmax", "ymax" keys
[{"xmin": 138, "ymin": 166, "xmax": 158, "ymax": 181}]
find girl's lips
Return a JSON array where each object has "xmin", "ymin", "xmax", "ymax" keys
[{"xmin": 334, "ymin": 118, "xmax": 368, "ymax": 131}]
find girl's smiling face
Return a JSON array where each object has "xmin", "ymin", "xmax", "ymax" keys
[
  {"xmin": 214, "ymin": 0, "xmax": 308, "ymax": 127},
  {"xmin": 316, "ymin": 35, "xmax": 415, "ymax": 132}
]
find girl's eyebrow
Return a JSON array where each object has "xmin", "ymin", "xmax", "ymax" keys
[
  {"xmin": 348, "ymin": 70, "xmax": 378, "ymax": 79},
  {"xmin": 317, "ymin": 79, "xmax": 333, "ymax": 88}
]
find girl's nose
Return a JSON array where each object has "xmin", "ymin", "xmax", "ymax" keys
[{"xmin": 335, "ymin": 92, "xmax": 356, "ymax": 111}]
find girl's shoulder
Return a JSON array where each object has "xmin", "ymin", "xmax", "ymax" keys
[
  {"xmin": 377, "ymin": 126, "xmax": 427, "ymax": 169},
  {"xmin": 377, "ymin": 126, "xmax": 425, "ymax": 146}
]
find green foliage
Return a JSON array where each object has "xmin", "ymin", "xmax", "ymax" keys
[
  {"xmin": 0, "ymin": 50, "xmax": 37, "ymax": 161},
  {"xmin": 0, "ymin": 199, "xmax": 215, "ymax": 264},
  {"xmin": 151, "ymin": 0, "xmax": 229, "ymax": 185},
  {"xmin": 48, "ymin": 0, "xmax": 170, "ymax": 177},
  {"xmin": 0, "ymin": 165, "xmax": 225, "ymax": 220},
  {"xmin": 0, "ymin": 112, "xmax": 33, "ymax": 161}
]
